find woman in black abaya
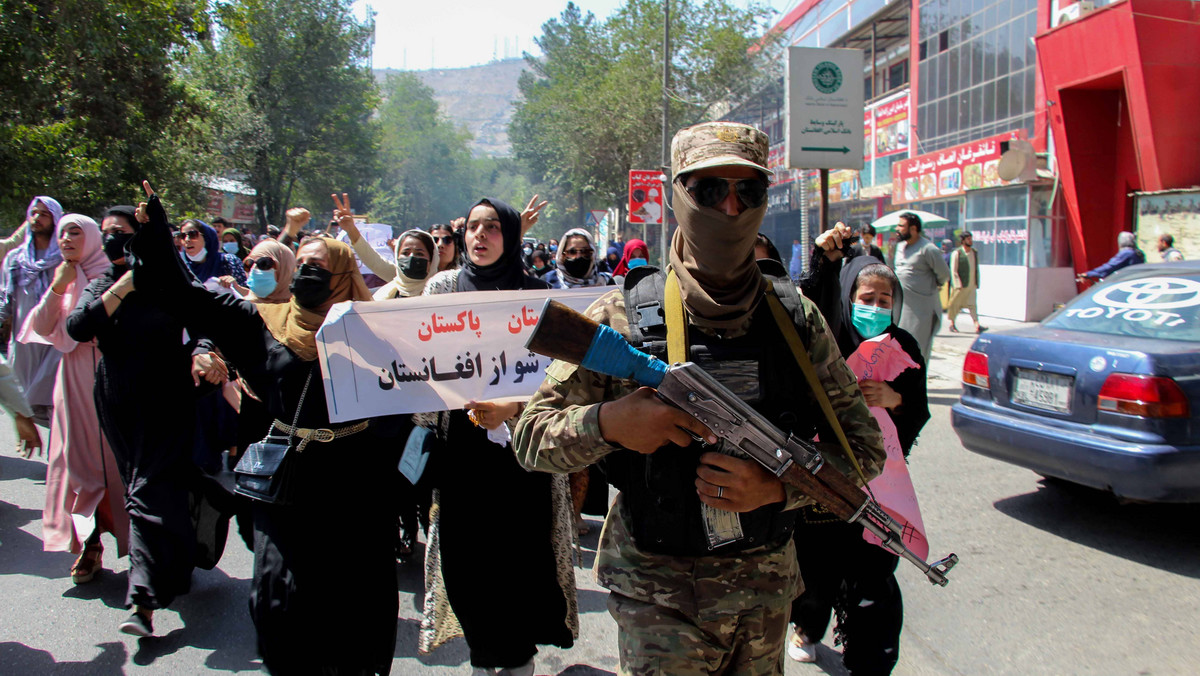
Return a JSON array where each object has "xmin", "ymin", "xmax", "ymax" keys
[
  {"xmin": 66, "ymin": 205, "xmax": 211, "ymax": 637},
  {"xmin": 792, "ymin": 230, "xmax": 930, "ymax": 675},
  {"xmin": 418, "ymin": 198, "xmax": 577, "ymax": 676},
  {"xmin": 125, "ymin": 184, "xmax": 408, "ymax": 675}
]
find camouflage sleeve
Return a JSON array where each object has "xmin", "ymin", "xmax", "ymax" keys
[
  {"xmin": 513, "ymin": 289, "xmax": 635, "ymax": 474},
  {"xmin": 781, "ymin": 294, "xmax": 885, "ymax": 510}
]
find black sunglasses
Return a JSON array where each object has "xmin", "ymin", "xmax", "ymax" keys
[
  {"xmin": 564, "ymin": 248, "xmax": 593, "ymax": 257},
  {"xmin": 243, "ymin": 257, "xmax": 277, "ymax": 272},
  {"xmin": 686, "ymin": 177, "xmax": 769, "ymax": 210},
  {"xmin": 432, "ymin": 235, "xmax": 455, "ymax": 245},
  {"xmin": 181, "ymin": 229, "xmax": 203, "ymax": 240}
]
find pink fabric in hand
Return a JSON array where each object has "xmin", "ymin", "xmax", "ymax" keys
[{"xmin": 847, "ymin": 334, "xmax": 929, "ymax": 560}]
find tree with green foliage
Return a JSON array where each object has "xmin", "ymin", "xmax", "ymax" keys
[
  {"xmin": 369, "ymin": 72, "xmax": 478, "ymax": 228},
  {"xmin": 186, "ymin": 0, "xmax": 379, "ymax": 227},
  {"xmin": 0, "ymin": 0, "xmax": 214, "ymax": 221},
  {"xmin": 511, "ymin": 0, "xmax": 779, "ymax": 227}
]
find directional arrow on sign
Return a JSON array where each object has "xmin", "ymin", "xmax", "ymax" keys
[{"xmin": 800, "ymin": 146, "xmax": 851, "ymax": 154}]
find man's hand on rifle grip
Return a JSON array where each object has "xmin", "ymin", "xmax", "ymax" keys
[{"xmin": 598, "ymin": 387, "xmax": 717, "ymax": 454}]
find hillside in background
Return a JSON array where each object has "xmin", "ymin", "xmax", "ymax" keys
[{"xmin": 375, "ymin": 58, "xmax": 526, "ymax": 158}]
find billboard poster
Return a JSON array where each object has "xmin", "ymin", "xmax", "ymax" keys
[
  {"xmin": 891, "ymin": 130, "xmax": 1027, "ymax": 205},
  {"xmin": 1136, "ymin": 191, "xmax": 1200, "ymax": 261},
  {"xmin": 628, "ymin": 170, "xmax": 664, "ymax": 224},
  {"xmin": 874, "ymin": 95, "xmax": 910, "ymax": 158}
]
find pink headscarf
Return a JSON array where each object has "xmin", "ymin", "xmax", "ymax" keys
[{"xmin": 18, "ymin": 214, "xmax": 110, "ymax": 352}]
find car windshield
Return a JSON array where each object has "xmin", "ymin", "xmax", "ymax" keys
[{"xmin": 1044, "ymin": 274, "xmax": 1200, "ymax": 342}]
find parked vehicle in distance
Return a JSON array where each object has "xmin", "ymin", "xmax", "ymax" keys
[{"xmin": 952, "ymin": 262, "xmax": 1200, "ymax": 502}]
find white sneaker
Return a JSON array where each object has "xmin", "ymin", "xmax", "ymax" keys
[{"xmin": 787, "ymin": 631, "xmax": 818, "ymax": 663}]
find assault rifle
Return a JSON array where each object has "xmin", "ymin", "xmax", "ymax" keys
[{"xmin": 525, "ymin": 299, "xmax": 958, "ymax": 586}]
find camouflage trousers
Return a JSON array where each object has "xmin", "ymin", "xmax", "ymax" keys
[{"xmin": 607, "ymin": 591, "xmax": 790, "ymax": 676}]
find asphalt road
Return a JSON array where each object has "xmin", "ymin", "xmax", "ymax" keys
[{"xmin": 1, "ymin": 325, "xmax": 1197, "ymax": 675}]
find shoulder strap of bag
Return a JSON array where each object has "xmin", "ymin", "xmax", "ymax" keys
[
  {"xmin": 764, "ymin": 288, "xmax": 871, "ymax": 488},
  {"xmin": 283, "ymin": 366, "xmax": 317, "ymax": 450}
]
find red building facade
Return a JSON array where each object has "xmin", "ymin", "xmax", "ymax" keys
[{"xmin": 1034, "ymin": 0, "xmax": 1200, "ymax": 273}]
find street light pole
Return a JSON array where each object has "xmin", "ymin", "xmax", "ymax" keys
[{"xmin": 660, "ymin": 0, "xmax": 671, "ymax": 268}]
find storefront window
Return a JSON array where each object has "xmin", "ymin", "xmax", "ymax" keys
[
  {"xmin": 1028, "ymin": 186, "xmax": 1072, "ymax": 268},
  {"xmin": 965, "ymin": 186, "xmax": 1028, "ymax": 266}
]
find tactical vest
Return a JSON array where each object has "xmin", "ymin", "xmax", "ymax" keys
[{"xmin": 600, "ymin": 265, "xmax": 818, "ymax": 556}]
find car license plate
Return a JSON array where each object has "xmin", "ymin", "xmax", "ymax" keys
[{"xmin": 1012, "ymin": 369, "xmax": 1073, "ymax": 413}]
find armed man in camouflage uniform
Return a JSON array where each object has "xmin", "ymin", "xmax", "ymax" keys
[{"xmin": 512, "ymin": 121, "xmax": 884, "ymax": 675}]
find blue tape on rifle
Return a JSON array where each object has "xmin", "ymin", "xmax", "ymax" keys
[{"xmin": 580, "ymin": 323, "xmax": 667, "ymax": 388}]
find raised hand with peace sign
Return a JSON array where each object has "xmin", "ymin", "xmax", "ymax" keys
[
  {"xmin": 330, "ymin": 192, "xmax": 363, "ymax": 243},
  {"xmin": 520, "ymin": 194, "xmax": 548, "ymax": 235}
]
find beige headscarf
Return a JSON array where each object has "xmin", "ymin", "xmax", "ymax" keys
[
  {"xmin": 258, "ymin": 238, "xmax": 372, "ymax": 361},
  {"xmin": 373, "ymin": 229, "xmax": 438, "ymax": 300},
  {"xmin": 668, "ymin": 181, "xmax": 768, "ymax": 330},
  {"xmin": 246, "ymin": 239, "xmax": 297, "ymax": 304}
]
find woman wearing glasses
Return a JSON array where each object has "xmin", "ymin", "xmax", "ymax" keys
[
  {"xmin": 544, "ymin": 228, "xmax": 611, "ymax": 290},
  {"xmin": 429, "ymin": 222, "xmax": 462, "ymax": 273},
  {"xmin": 177, "ymin": 219, "xmax": 248, "ymax": 292}
]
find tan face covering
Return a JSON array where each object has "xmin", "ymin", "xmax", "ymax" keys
[{"xmin": 668, "ymin": 178, "xmax": 768, "ymax": 329}]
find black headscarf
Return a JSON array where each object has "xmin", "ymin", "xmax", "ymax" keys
[
  {"xmin": 838, "ymin": 253, "xmax": 928, "ymax": 455},
  {"xmin": 836, "ymin": 254, "xmax": 904, "ymax": 358},
  {"xmin": 458, "ymin": 197, "xmax": 541, "ymax": 292},
  {"xmin": 105, "ymin": 205, "xmax": 139, "ymax": 229}
]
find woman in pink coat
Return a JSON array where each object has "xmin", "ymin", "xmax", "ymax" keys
[{"xmin": 19, "ymin": 213, "xmax": 129, "ymax": 583}]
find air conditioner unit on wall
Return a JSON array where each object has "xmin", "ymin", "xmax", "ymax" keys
[{"xmin": 1052, "ymin": 0, "xmax": 1096, "ymax": 28}]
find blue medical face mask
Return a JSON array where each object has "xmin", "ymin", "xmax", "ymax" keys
[
  {"xmin": 627, "ymin": 257, "xmax": 648, "ymax": 270},
  {"xmin": 851, "ymin": 303, "xmax": 892, "ymax": 339},
  {"xmin": 247, "ymin": 267, "xmax": 278, "ymax": 298},
  {"xmin": 222, "ymin": 241, "xmax": 240, "ymax": 255}
]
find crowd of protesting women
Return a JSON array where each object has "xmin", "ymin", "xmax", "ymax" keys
[{"xmin": 3, "ymin": 170, "xmax": 928, "ymax": 676}]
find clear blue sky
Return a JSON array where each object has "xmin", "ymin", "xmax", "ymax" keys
[{"xmin": 355, "ymin": 0, "xmax": 800, "ymax": 71}]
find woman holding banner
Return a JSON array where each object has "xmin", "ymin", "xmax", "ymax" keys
[
  {"xmin": 418, "ymin": 197, "xmax": 576, "ymax": 676},
  {"xmin": 125, "ymin": 183, "xmax": 409, "ymax": 675}
]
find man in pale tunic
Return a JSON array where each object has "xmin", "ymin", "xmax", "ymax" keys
[{"xmin": 894, "ymin": 212, "xmax": 950, "ymax": 360}]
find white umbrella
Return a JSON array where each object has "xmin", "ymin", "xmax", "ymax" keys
[{"xmin": 871, "ymin": 210, "xmax": 948, "ymax": 233}]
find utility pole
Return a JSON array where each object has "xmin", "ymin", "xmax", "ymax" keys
[{"xmin": 660, "ymin": 0, "xmax": 671, "ymax": 267}]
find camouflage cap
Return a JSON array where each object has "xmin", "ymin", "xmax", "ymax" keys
[{"xmin": 671, "ymin": 121, "xmax": 770, "ymax": 181}]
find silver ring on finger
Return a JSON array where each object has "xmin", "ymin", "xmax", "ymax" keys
[{"xmin": 717, "ymin": 486, "xmax": 723, "ymax": 499}]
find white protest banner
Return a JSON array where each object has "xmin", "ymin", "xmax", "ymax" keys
[{"xmin": 315, "ymin": 287, "xmax": 608, "ymax": 422}]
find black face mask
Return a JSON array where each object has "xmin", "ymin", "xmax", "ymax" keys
[
  {"xmin": 562, "ymin": 256, "xmax": 592, "ymax": 278},
  {"xmin": 290, "ymin": 264, "xmax": 334, "ymax": 309},
  {"xmin": 398, "ymin": 255, "xmax": 428, "ymax": 280},
  {"xmin": 102, "ymin": 232, "xmax": 133, "ymax": 262}
]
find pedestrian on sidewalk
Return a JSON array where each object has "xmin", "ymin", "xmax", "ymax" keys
[
  {"xmin": 1158, "ymin": 234, "xmax": 1184, "ymax": 262},
  {"xmin": 947, "ymin": 231, "xmax": 986, "ymax": 334},
  {"xmin": 893, "ymin": 212, "xmax": 951, "ymax": 361}
]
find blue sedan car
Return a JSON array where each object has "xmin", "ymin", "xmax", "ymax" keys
[{"xmin": 952, "ymin": 262, "xmax": 1200, "ymax": 502}]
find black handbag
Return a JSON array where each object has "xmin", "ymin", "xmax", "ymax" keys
[{"xmin": 233, "ymin": 367, "xmax": 315, "ymax": 505}]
